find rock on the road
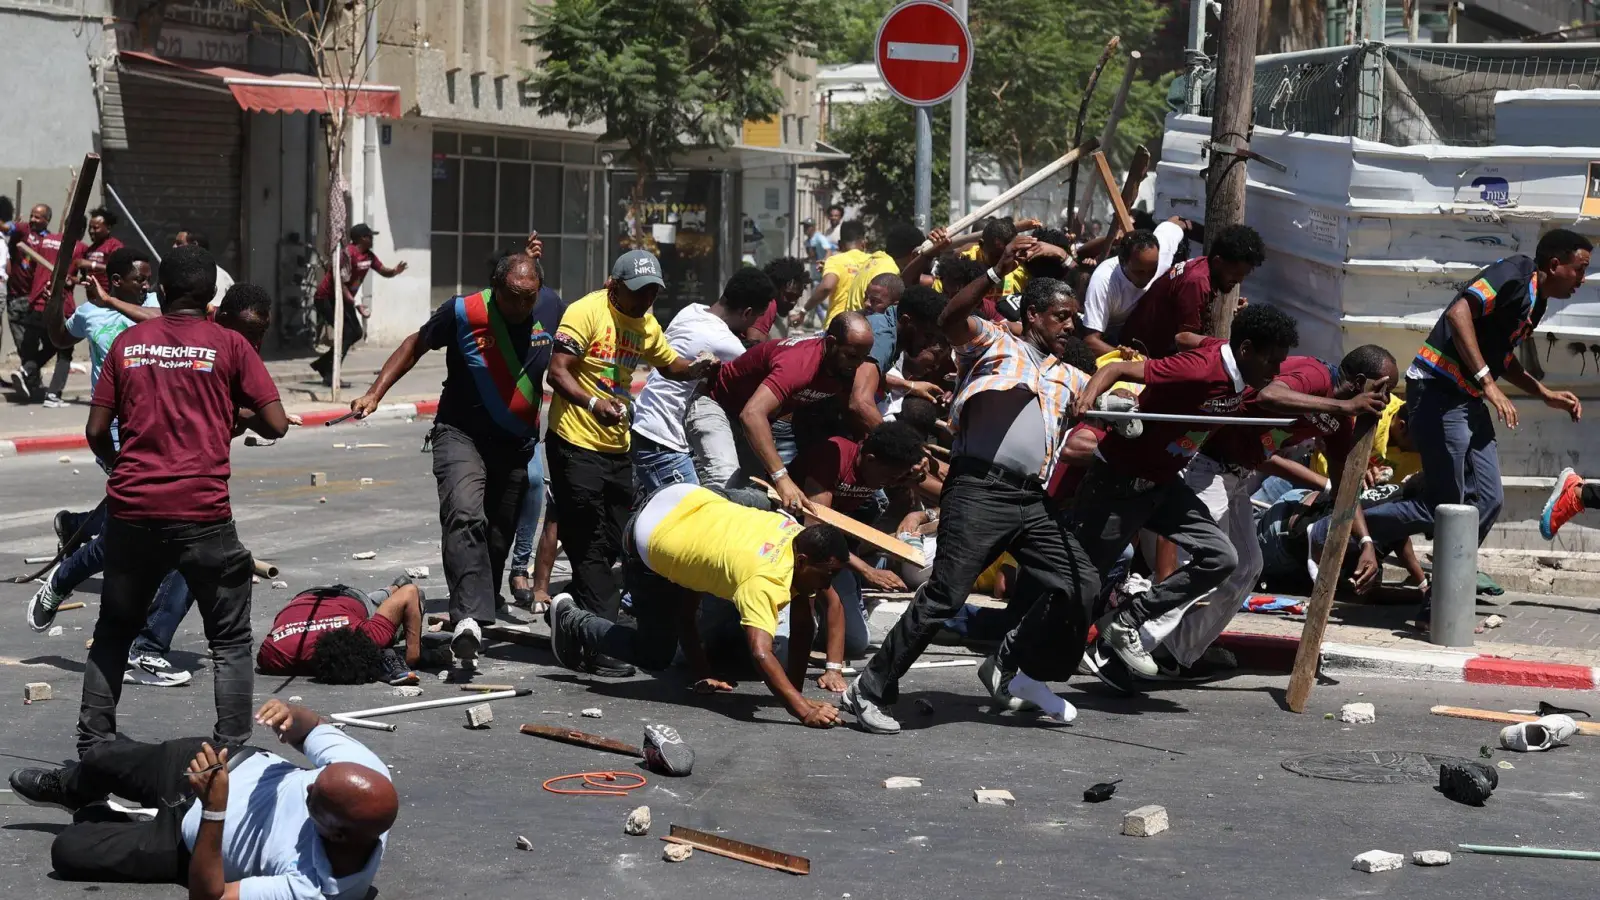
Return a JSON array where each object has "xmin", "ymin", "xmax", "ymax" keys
[
  {"xmin": 663, "ymin": 843, "xmax": 694, "ymax": 862},
  {"xmin": 974, "ymin": 789, "xmax": 1015, "ymax": 806},
  {"xmin": 1413, "ymin": 850, "xmax": 1452, "ymax": 866},
  {"xmin": 884, "ymin": 776, "xmax": 922, "ymax": 789},
  {"xmin": 624, "ymin": 806, "xmax": 651, "ymax": 835},
  {"xmin": 1353, "ymin": 850, "xmax": 1404, "ymax": 873},
  {"xmin": 1122, "ymin": 805, "xmax": 1169, "ymax": 837},
  {"xmin": 1339, "ymin": 702, "xmax": 1376, "ymax": 724}
]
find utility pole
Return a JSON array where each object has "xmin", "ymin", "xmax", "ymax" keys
[
  {"xmin": 948, "ymin": 0, "xmax": 968, "ymax": 223},
  {"xmin": 1202, "ymin": 0, "xmax": 1261, "ymax": 341}
]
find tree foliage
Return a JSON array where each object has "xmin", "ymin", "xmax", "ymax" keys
[
  {"xmin": 817, "ymin": 0, "xmax": 892, "ymax": 66},
  {"xmin": 828, "ymin": 99, "xmax": 949, "ymax": 230},
  {"xmin": 523, "ymin": 0, "xmax": 828, "ymax": 180}
]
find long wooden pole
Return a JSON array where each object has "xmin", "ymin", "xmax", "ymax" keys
[
  {"xmin": 1431, "ymin": 705, "xmax": 1600, "ymax": 736},
  {"xmin": 1092, "ymin": 151, "xmax": 1135, "ymax": 236},
  {"xmin": 1080, "ymin": 49, "xmax": 1142, "ymax": 222},
  {"xmin": 41, "ymin": 156, "xmax": 99, "ymax": 333},
  {"xmin": 1064, "ymin": 36, "xmax": 1121, "ymax": 226},
  {"xmin": 1202, "ymin": 0, "xmax": 1262, "ymax": 342},
  {"xmin": 912, "ymin": 140, "xmax": 1098, "ymax": 255},
  {"xmin": 1285, "ymin": 421, "xmax": 1379, "ymax": 712}
]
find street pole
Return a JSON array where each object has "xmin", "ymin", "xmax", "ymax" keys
[
  {"xmin": 1184, "ymin": 0, "xmax": 1207, "ymax": 114},
  {"xmin": 1202, "ymin": 0, "xmax": 1261, "ymax": 341},
  {"xmin": 914, "ymin": 105, "xmax": 932, "ymax": 231},
  {"xmin": 948, "ymin": 0, "xmax": 968, "ymax": 224}
]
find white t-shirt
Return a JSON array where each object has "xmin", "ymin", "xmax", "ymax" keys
[
  {"xmin": 1081, "ymin": 220, "xmax": 1186, "ymax": 339},
  {"xmin": 631, "ymin": 304, "xmax": 748, "ymax": 453}
]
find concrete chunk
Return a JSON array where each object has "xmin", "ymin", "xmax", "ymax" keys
[
  {"xmin": 663, "ymin": 843, "xmax": 694, "ymax": 862},
  {"xmin": 1339, "ymin": 702, "xmax": 1376, "ymax": 724},
  {"xmin": 46, "ymin": 625, "xmax": 63, "ymax": 637},
  {"xmin": 581, "ymin": 707, "xmax": 603, "ymax": 718},
  {"xmin": 974, "ymin": 789, "xmax": 1015, "ymax": 806},
  {"xmin": 883, "ymin": 776, "xmax": 923, "ymax": 789},
  {"xmin": 1353, "ymin": 850, "xmax": 1404, "ymax": 873},
  {"xmin": 310, "ymin": 472, "xmax": 327, "ymax": 486},
  {"xmin": 352, "ymin": 551, "xmax": 377, "ymax": 560},
  {"xmin": 1122, "ymin": 805, "xmax": 1169, "ymax": 836},
  {"xmin": 392, "ymin": 686, "xmax": 423, "ymax": 698},
  {"xmin": 23, "ymin": 683, "xmax": 51, "ymax": 702},
  {"xmin": 624, "ymin": 805, "xmax": 651, "ymax": 835},
  {"xmin": 1412, "ymin": 850, "xmax": 1452, "ymax": 866},
  {"xmin": 465, "ymin": 704, "xmax": 493, "ymax": 728}
]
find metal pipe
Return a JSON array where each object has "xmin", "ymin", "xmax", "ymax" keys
[
  {"xmin": 1090, "ymin": 410, "xmax": 1296, "ymax": 427},
  {"xmin": 1459, "ymin": 844, "xmax": 1600, "ymax": 861},
  {"xmin": 332, "ymin": 687, "xmax": 532, "ymax": 720},
  {"xmin": 913, "ymin": 106, "xmax": 932, "ymax": 231},
  {"xmin": 332, "ymin": 715, "xmax": 398, "ymax": 732},
  {"xmin": 1430, "ymin": 503, "xmax": 1478, "ymax": 648},
  {"xmin": 103, "ymin": 184, "xmax": 162, "ymax": 264},
  {"xmin": 361, "ymin": 0, "xmax": 378, "ymax": 305}
]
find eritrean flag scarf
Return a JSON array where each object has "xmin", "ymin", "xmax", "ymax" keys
[{"xmin": 454, "ymin": 289, "xmax": 540, "ymax": 437}]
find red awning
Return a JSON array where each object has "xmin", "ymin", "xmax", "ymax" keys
[{"xmin": 118, "ymin": 50, "xmax": 402, "ymax": 119}]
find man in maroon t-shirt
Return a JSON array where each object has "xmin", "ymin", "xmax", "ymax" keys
[
  {"xmin": 1069, "ymin": 304, "xmax": 1298, "ymax": 681},
  {"xmin": 257, "ymin": 579, "xmax": 434, "ymax": 683},
  {"xmin": 16, "ymin": 231, "xmax": 86, "ymax": 405},
  {"xmin": 74, "ymin": 208, "xmax": 125, "ymax": 297},
  {"xmin": 77, "ymin": 244, "xmax": 289, "ymax": 757},
  {"xmin": 1119, "ymin": 223, "xmax": 1266, "ymax": 359},
  {"xmin": 702, "ymin": 311, "xmax": 876, "ymax": 510},
  {"xmin": 5, "ymin": 203, "xmax": 50, "ymax": 303},
  {"xmin": 311, "ymin": 223, "xmax": 408, "ymax": 386},
  {"xmin": 745, "ymin": 256, "xmax": 811, "ymax": 344}
]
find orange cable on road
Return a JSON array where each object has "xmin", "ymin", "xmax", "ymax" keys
[{"xmin": 541, "ymin": 771, "xmax": 647, "ymax": 796}]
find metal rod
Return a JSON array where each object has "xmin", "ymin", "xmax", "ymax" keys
[
  {"xmin": 332, "ymin": 715, "xmax": 398, "ymax": 732},
  {"xmin": 1430, "ymin": 504, "xmax": 1478, "ymax": 648},
  {"xmin": 1089, "ymin": 410, "xmax": 1296, "ymax": 426},
  {"xmin": 103, "ymin": 184, "xmax": 162, "ymax": 264},
  {"xmin": 333, "ymin": 687, "xmax": 531, "ymax": 720},
  {"xmin": 913, "ymin": 106, "xmax": 933, "ymax": 232},
  {"xmin": 1459, "ymin": 844, "xmax": 1600, "ymax": 861}
]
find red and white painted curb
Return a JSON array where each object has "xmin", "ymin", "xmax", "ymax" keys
[
  {"xmin": 1215, "ymin": 632, "xmax": 1600, "ymax": 691},
  {"xmin": 0, "ymin": 399, "xmax": 442, "ymax": 457}
]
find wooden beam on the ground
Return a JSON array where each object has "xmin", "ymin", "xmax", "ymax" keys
[{"xmin": 1431, "ymin": 705, "xmax": 1600, "ymax": 736}]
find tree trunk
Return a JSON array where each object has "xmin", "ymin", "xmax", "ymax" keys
[
  {"xmin": 327, "ymin": 111, "xmax": 348, "ymax": 402},
  {"xmin": 1203, "ymin": 1, "xmax": 1261, "ymax": 341}
]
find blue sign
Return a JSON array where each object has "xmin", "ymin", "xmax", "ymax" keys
[{"xmin": 1472, "ymin": 176, "xmax": 1511, "ymax": 207}]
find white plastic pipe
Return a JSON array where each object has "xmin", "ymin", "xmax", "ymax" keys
[
  {"xmin": 332, "ymin": 716, "xmax": 398, "ymax": 733},
  {"xmin": 1089, "ymin": 410, "xmax": 1296, "ymax": 426},
  {"xmin": 333, "ymin": 688, "xmax": 531, "ymax": 720}
]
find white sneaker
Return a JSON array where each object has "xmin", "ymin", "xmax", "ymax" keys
[
  {"xmin": 26, "ymin": 576, "xmax": 68, "ymax": 633},
  {"xmin": 451, "ymin": 618, "xmax": 483, "ymax": 668},
  {"xmin": 1499, "ymin": 714, "xmax": 1578, "ymax": 752},
  {"xmin": 1103, "ymin": 613, "xmax": 1160, "ymax": 678},
  {"xmin": 123, "ymin": 653, "xmax": 193, "ymax": 687}
]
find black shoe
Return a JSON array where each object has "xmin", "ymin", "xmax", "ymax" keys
[
  {"xmin": 1143, "ymin": 649, "xmax": 1229, "ymax": 683},
  {"xmin": 9, "ymin": 767, "xmax": 77, "ymax": 813},
  {"xmin": 380, "ymin": 649, "xmax": 417, "ymax": 686},
  {"xmin": 1439, "ymin": 761, "xmax": 1497, "ymax": 806},
  {"xmin": 583, "ymin": 653, "xmax": 637, "ymax": 678},
  {"xmin": 546, "ymin": 593, "xmax": 582, "ymax": 671},
  {"xmin": 509, "ymin": 574, "xmax": 533, "ymax": 608},
  {"xmin": 1081, "ymin": 639, "xmax": 1140, "ymax": 694},
  {"xmin": 53, "ymin": 510, "xmax": 84, "ymax": 556},
  {"xmin": 642, "ymin": 723, "xmax": 695, "ymax": 776}
]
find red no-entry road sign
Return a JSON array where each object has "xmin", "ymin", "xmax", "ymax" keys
[{"xmin": 874, "ymin": 0, "xmax": 973, "ymax": 107}]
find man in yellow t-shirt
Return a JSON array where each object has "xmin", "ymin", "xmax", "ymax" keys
[
  {"xmin": 833, "ymin": 222, "xmax": 927, "ymax": 324},
  {"xmin": 791, "ymin": 220, "xmax": 868, "ymax": 328},
  {"xmin": 547, "ymin": 484, "xmax": 850, "ymax": 728},
  {"xmin": 547, "ymin": 250, "xmax": 716, "ymax": 666}
]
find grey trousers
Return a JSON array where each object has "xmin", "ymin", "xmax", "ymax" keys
[{"xmin": 431, "ymin": 423, "xmax": 531, "ymax": 626}]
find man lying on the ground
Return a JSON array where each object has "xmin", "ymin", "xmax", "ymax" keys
[
  {"xmin": 11, "ymin": 699, "xmax": 396, "ymax": 900},
  {"xmin": 547, "ymin": 484, "xmax": 850, "ymax": 728},
  {"xmin": 1257, "ymin": 483, "xmax": 1428, "ymax": 592},
  {"xmin": 256, "ymin": 576, "xmax": 445, "ymax": 685}
]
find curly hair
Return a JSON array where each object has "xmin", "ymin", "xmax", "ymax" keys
[
  {"xmin": 1210, "ymin": 224, "xmax": 1267, "ymax": 267},
  {"xmin": 763, "ymin": 256, "xmax": 810, "ymax": 289},
  {"xmin": 863, "ymin": 420, "xmax": 928, "ymax": 468},
  {"xmin": 310, "ymin": 627, "xmax": 388, "ymax": 684},
  {"xmin": 885, "ymin": 222, "xmax": 927, "ymax": 260},
  {"xmin": 1058, "ymin": 334, "xmax": 1098, "ymax": 374},
  {"xmin": 1020, "ymin": 277, "xmax": 1075, "ymax": 320},
  {"xmin": 1230, "ymin": 303, "xmax": 1299, "ymax": 353},
  {"xmin": 936, "ymin": 254, "xmax": 987, "ymax": 298}
]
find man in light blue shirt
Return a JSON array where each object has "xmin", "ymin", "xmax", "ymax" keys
[{"xmin": 11, "ymin": 699, "xmax": 396, "ymax": 900}]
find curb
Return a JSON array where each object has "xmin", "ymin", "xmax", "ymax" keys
[
  {"xmin": 0, "ymin": 399, "xmax": 441, "ymax": 457},
  {"xmin": 1215, "ymin": 632, "xmax": 1600, "ymax": 691}
]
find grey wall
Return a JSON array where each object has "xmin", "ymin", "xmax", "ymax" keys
[{"xmin": 0, "ymin": 3, "xmax": 108, "ymax": 221}]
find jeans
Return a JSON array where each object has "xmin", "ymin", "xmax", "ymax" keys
[
  {"xmin": 51, "ymin": 735, "xmax": 210, "ymax": 882},
  {"xmin": 1343, "ymin": 376, "xmax": 1503, "ymax": 551},
  {"xmin": 80, "ymin": 516, "xmax": 255, "ymax": 756},
  {"xmin": 775, "ymin": 568, "xmax": 871, "ymax": 663},
  {"xmin": 686, "ymin": 397, "xmax": 800, "ymax": 495},
  {"xmin": 547, "ymin": 433, "xmax": 632, "ymax": 621},
  {"xmin": 1071, "ymin": 459, "xmax": 1238, "ymax": 626},
  {"xmin": 131, "ymin": 572, "xmax": 197, "ymax": 657},
  {"xmin": 858, "ymin": 462, "xmax": 1100, "ymax": 706},
  {"xmin": 631, "ymin": 432, "xmax": 699, "ymax": 498},
  {"xmin": 510, "ymin": 444, "xmax": 548, "ymax": 572},
  {"xmin": 557, "ymin": 532, "xmax": 691, "ymax": 671},
  {"xmin": 431, "ymin": 423, "xmax": 530, "ymax": 626}
]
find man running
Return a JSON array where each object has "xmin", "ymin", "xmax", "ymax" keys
[
  {"xmin": 1118, "ymin": 223, "xmax": 1266, "ymax": 358},
  {"xmin": 311, "ymin": 223, "xmax": 408, "ymax": 386}
]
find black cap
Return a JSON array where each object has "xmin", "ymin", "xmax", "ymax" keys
[{"xmin": 349, "ymin": 223, "xmax": 377, "ymax": 240}]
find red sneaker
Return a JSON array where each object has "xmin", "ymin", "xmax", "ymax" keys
[{"xmin": 1541, "ymin": 467, "xmax": 1585, "ymax": 540}]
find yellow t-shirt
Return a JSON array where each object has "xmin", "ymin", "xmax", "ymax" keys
[
  {"xmin": 1311, "ymin": 392, "xmax": 1419, "ymax": 482},
  {"xmin": 831, "ymin": 250, "xmax": 898, "ymax": 326},
  {"xmin": 822, "ymin": 248, "xmax": 870, "ymax": 320},
  {"xmin": 932, "ymin": 243, "xmax": 1028, "ymax": 299},
  {"xmin": 550, "ymin": 289, "xmax": 678, "ymax": 453},
  {"xmin": 644, "ymin": 487, "xmax": 805, "ymax": 635}
]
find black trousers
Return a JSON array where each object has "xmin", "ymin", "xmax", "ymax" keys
[
  {"xmin": 430, "ymin": 423, "xmax": 531, "ymax": 626},
  {"xmin": 7, "ymin": 297, "xmax": 68, "ymax": 394},
  {"xmin": 563, "ymin": 521, "xmax": 689, "ymax": 671},
  {"xmin": 312, "ymin": 297, "xmax": 364, "ymax": 373},
  {"xmin": 547, "ymin": 433, "xmax": 633, "ymax": 621},
  {"xmin": 52, "ymin": 735, "xmax": 207, "ymax": 882},
  {"xmin": 80, "ymin": 517, "xmax": 255, "ymax": 757},
  {"xmin": 857, "ymin": 463, "xmax": 1101, "ymax": 706}
]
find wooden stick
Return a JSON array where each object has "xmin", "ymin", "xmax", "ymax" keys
[
  {"xmin": 912, "ymin": 141, "xmax": 1098, "ymax": 254},
  {"xmin": 461, "ymin": 684, "xmax": 516, "ymax": 692},
  {"xmin": 42, "ymin": 155, "xmax": 99, "ymax": 331},
  {"xmin": 1430, "ymin": 705, "xmax": 1600, "ymax": 736},
  {"xmin": 1081, "ymin": 49, "xmax": 1142, "ymax": 219},
  {"xmin": 662, "ymin": 825, "xmax": 810, "ymax": 876},
  {"xmin": 17, "ymin": 243, "xmax": 54, "ymax": 272},
  {"xmin": 1120, "ymin": 145, "xmax": 1152, "ymax": 216},
  {"xmin": 1064, "ymin": 36, "xmax": 1122, "ymax": 220},
  {"xmin": 750, "ymin": 478, "xmax": 926, "ymax": 567},
  {"xmin": 1285, "ymin": 420, "xmax": 1378, "ymax": 712},
  {"xmin": 1092, "ymin": 151, "xmax": 1134, "ymax": 236},
  {"xmin": 519, "ymin": 723, "xmax": 644, "ymax": 757},
  {"xmin": 252, "ymin": 559, "xmax": 279, "ymax": 579},
  {"xmin": 57, "ymin": 601, "xmax": 85, "ymax": 612}
]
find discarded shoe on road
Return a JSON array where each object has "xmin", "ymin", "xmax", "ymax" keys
[{"xmin": 1438, "ymin": 760, "xmax": 1498, "ymax": 806}]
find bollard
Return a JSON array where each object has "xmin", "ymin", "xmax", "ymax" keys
[{"xmin": 1431, "ymin": 504, "xmax": 1479, "ymax": 648}]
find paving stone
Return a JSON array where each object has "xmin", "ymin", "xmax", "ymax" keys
[
  {"xmin": 1122, "ymin": 805, "xmax": 1169, "ymax": 836},
  {"xmin": 1353, "ymin": 850, "xmax": 1404, "ymax": 873}
]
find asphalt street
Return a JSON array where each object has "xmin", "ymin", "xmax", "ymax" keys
[{"xmin": 0, "ymin": 416, "xmax": 1596, "ymax": 899}]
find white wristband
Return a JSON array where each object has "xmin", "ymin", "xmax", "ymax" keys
[
  {"xmin": 770, "ymin": 467, "xmax": 788, "ymax": 481},
  {"xmin": 1359, "ymin": 535, "xmax": 1374, "ymax": 546},
  {"xmin": 1323, "ymin": 479, "xmax": 1333, "ymax": 492},
  {"xmin": 1473, "ymin": 365, "xmax": 1491, "ymax": 383},
  {"xmin": 824, "ymin": 662, "xmax": 844, "ymax": 671},
  {"xmin": 986, "ymin": 267, "xmax": 1002, "ymax": 285},
  {"xmin": 200, "ymin": 809, "xmax": 227, "ymax": 822},
  {"xmin": 587, "ymin": 396, "xmax": 599, "ymax": 412}
]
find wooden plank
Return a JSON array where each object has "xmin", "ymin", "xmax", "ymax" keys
[
  {"xmin": 41, "ymin": 155, "xmax": 99, "ymax": 332},
  {"xmin": 913, "ymin": 140, "xmax": 1097, "ymax": 254},
  {"xmin": 1430, "ymin": 705, "xmax": 1600, "ymax": 736},
  {"xmin": 1092, "ymin": 151, "xmax": 1135, "ymax": 236},
  {"xmin": 1286, "ymin": 422, "xmax": 1378, "ymax": 712},
  {"xmin": 1120, "ymin": 145, "xmax": 1152, "ymax": 214},
  {"xmin": 483, "ymin": 623, "xmax": 551, "ymax": 649},
  {"xmin": 519, "ymin": 724, "xmax": 644, "ymax": 757},
  {"xmin": 662, "ymin": 825, "xmax": 810, "ymax": 875},
  {"xmin": 750, "ymin": 478, "xmax": 925, "ymax": 567}
]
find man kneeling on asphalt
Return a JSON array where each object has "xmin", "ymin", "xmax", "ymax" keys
[
  {"xmin": 548, "ymin": 484, "xmax": 851, "ymax": 728},
  {"xmin": 10, "ymin": 699, "xmax": 396, "ymax": 900},
  {"xmin": 256, "ymin": 576, "xmax": 450, "ymax": 685}
]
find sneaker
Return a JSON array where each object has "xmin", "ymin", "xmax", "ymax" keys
[
  {"xmin": 1541, "ymin": 468, "xmax": 1585, "ymax": 540},
  {"xmin": 1146, "ymin": 650, "xmax": 1229, "ymax": 683},
  {"xmin": 27, "ymin": 577, "xmax": 68, "ymax": 633},
  {"xmin": 1102, "ymin": 612, "xmax": 1160, "ymax": 677},
  {"xmin": 977, "ymin": 655, "xmax": 1033, "ymax": 712},
  {"xmin": 42, "ymin": 393, "xmax": 65, "ymax": 408},
  {"xmin": 583, "ymin": 653, "xmax": 638, "ymax": 678},
  {"xmin": 8, "ymin": 767, "xmax": 77, "ymax": 813},
  {"xmin": 642, "ymin": 723, "xmax": 695, "ymax": 776},
  {"xmin": 10, "ymin": 371, "xmax": 28, "ymax": 400},
  {"xmin": 53, "ymin": 509, "xmax": 85, "ymax": 557},
  {"xmin": 841, "ymin": 678, "xmax": 901, "ymax": 735},
  {"xmin": 1499, "ymin": 714, "xmax": 1579, "ymax": 752},
  {"xmin": 450, "ymin": 618, "xmax": 483, "ymax": 668},
  {"xmin": 123, "ymin": 653, "xmax": 193, "ymax": 687},
  {"xmin": 380, "ymin": 649, "xmax": 418, "ymax": 686},
  {"xmin": 1080, "ymin": 640, "xmax": 1139, "ymax": 694},
  {"xmin": 546, "ymin": 593, "xmax": 581, "ymax": 671},
  {"xmin": 1438, "ymin": 760, "xmax": 1497, "ymax": 806}
]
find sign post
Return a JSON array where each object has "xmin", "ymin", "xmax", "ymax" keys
[{"xmin": 875, "ymin": 0, "xmax": 973, "ymax": 231}]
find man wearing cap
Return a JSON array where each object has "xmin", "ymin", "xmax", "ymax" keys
[
  {"xmin": 546, "ymin": 250, "xmax": 716, "ymax": 673},
  {"xmin": 311, "ymin": 224, "xmax": 408, "ymax": 387}
]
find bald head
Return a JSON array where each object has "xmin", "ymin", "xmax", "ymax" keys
[
  {"xmin": 309, "ymin": 762, "xmax": 398, "ymax": 843},
  {"xmin": 492, "ymin": 251, "xmax": 543, "ymax": 324},
  {"xmin": 822, "ymin": 311, "xmax": 875, "ymax": 379}
]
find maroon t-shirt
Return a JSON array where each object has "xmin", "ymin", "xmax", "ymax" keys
[
  {"xmin": 709, "ymin": 335, "xmax": 848, "ymax": 417},
  {"xmin": 1202, "ymin": 356, "xmax": 1354, "ymax": 468},
  {"xmin": 797, "ymin": 435, "xmax": 878, "ymax": 515},
  {"xmin": 749, "ymin": 300, "xmax": 779, "ymax": 340},
  {"xmin": 1046, "ymin": 421, "xmax": 1107, "ymax": 502},
  {"xmin": 1098, "ymin": 337, "xmax": 1246, "ymax": 482},
  {"xmin": 27, "ymin": 237, "xmax": 84, "ymax": 314},
  {"xmin": 80, "ymin": 236, "xmax": 125, "ymax": 295},
  {"xmin": 314, "ymin": 243, "xmax": 380, "ymax": 303},
  {"xmin": 91, "ymin": 315, "xmax": 280, "ymax": 521},
  {"xmin": 1119, "ymin": 256, "xmax": 1213, "ymax": 358},
  {"xmin": 6, "ymin": 223, "xmax": 48, "ymax": 300},
  {"xmin": 256, "ymin": 590, "xmax": 397, "ymax": 674}
]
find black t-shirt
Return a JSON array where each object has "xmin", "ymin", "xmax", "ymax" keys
[{"xmin": 418, "ymin": 285, "xmax": 566, "ymax": 448}]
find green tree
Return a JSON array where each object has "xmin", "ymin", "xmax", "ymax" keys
[
  {"xmin": 523, "ymin": 0, "xmax": 828, "ymax": 208},
  {"xmin": 818, "ymin": 0, "xmax": 892, "ymax": 65},
  {"xmin": 828, "ymin": 99, "xmax": 949, "ymax": 230}
]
